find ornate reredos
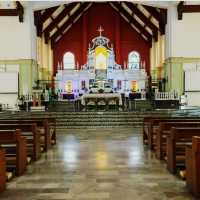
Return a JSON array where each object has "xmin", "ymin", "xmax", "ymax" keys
[
  {"xmin": 89, "ymin": 36, "xmax": 113, "ymax": 51},
  {"xmin": 88, "ymin": 26, "xmax": 113, "ymax": 52},
  {"xmin": 83, "ymin": 26, "xmax": 121, "ymax": 70}
]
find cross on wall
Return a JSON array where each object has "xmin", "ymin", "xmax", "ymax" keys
[{"xmin": 97, "ymin": 25, "xmax": 104, "ymax": 36}]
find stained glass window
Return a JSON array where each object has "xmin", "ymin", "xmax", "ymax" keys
[
  {"xmin": 63, "ymin": 52, "xmax": 75, "ymax": 69},
  {"xmin": 128, "ymin": 51, "xmax": 140, "ymax": 69}
]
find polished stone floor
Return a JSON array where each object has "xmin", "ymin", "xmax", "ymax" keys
[{"xmin": 0, "ymin": 128, "xmax": 197, "ymax": 200}]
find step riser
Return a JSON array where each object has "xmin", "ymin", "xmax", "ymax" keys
[{"xmin": 2, "ymin": 110, "xmax": 188, "ymax": 128}]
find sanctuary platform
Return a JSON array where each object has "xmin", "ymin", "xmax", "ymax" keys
[{"xmin": 1, "ymin": 107, "xmax": 200, "ymax": 129}]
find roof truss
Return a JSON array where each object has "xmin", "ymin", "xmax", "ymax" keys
[
  {"xmin": 143, "ymin": 5, "xmax": 167, "ymax": 35},
  {"xmin": 110, "ymin": 2, "xmax": 152, "ymax": 46},
  {"xmin": 34, "ymin": 6, "xmax": 59, "ymax": 37},
  {"xmin": 50, "ymin": 3, "xmax": 92, "ymax": 47},
  {"xmin": 34, "ymin": 2, "xmax": 167, "ymax": 48},
  {"xmin": 122, "ymin": 2, "xmax": 159, "ymax": 41},
  {"xmin": 43, "ymin": 3, "xmax": 78, "ymax": 43}
]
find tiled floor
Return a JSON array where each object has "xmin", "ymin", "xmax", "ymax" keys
[{"xmin": 0, "ymin": 128, "xmax": 197, "ymax": 200}]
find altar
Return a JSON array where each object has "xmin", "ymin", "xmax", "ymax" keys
[
  {"xmin": 81, "ymin": 93, "xmax": 122, "ymax": 106},
  {"xmin": 55, "ymin": 26, "xmax": 147, "ymax": 99}
]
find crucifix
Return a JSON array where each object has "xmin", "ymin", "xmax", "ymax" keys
[{"xmin": 97, "ymin": 26, "xmax": 104, "ymax": 36}]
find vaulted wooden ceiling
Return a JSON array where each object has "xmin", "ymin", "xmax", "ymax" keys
[{"xmin": 34, "ymin": 2, "xmax": 167, "ymax": 48}]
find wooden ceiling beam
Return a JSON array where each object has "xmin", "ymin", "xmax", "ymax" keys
[
  {"xmin": 124, "ymin": 2, "xmax": 158, "ymax": 41},
  {"xmin": 183, "ymin": 5, "xmax": 200, "ymax": 12},
  {"xmin": 143, "ymin": 5, "xmax": 167, "ymax": 35},
  {"xmin": 34, "ymin": 5, "xmax": 59, "ymax": 37},
  {"xmin": 159, "ymin": 8, "xmax": 167, "ymax": 34},
  {"xmin": 177, "ymin": 1, "xmax": 184, "ymax": 20},
  {"xmin": 143, "ymin": 5, "xmax": 160, "ymax": 21},
  {"xmin": 16, "ymin": 1, "xmax": 24, "ymax": 22},
  {"xmin": 34, "ymin": 11, "xmax": 43, "ymax": 37},
  {"xmin": 177, "ymin": 1, "xmax": 200, "ymax": 20},
  {"xmin": 41, "ymin": 6, "xmax": 59, "ymax": 24},
  {"xmin": 0, "ymin": 1, "xmax": 24, "ymax": 22},
  {"xmin": 43, "ymin": 3, "xmax": 78, "ymax": 43},
  {"xmin": 0, "ymin": 9, "xmax": 18, "ymax": 16},
  {"xmin": 51, "ymin": 3, "xmax": 90, "ymax": 47},
  {"xmin": 110, "ymin": 2, "xmax": 152, "ymax": 45}
]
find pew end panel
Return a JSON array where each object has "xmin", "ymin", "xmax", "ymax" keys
[
  {"xmin": 167, "ymin": 127, "xmax": 200, "ymax": 174},
  {"xmin": 0, "ymin": 148, "xmax": 6, "ymax": 192},
  {"xmin": 0, "ymin": 124, "xmax": 41, "ymax": 162},
  {"xmin": 15, "ymin": 129, "xmax": 27, "ymax": 176},
  {"xmin": 0, "ymin": 119, "xmax": 51, "ymax": 153},
  {"xmin": 32, "ymin": 124, "xmax": 41, "ymax": 161},
  {"xmin": 186, "ymin": 145, "xmax": 193, "ymax": 193},
  {"xmin": 186, "ymin": 136, "xmax": 200, "ymax": 197},
  {"xmin": 0, "ymin": 129, "xmax": 27, "ymax": 176},
  {"xmin": 156, "ymin": 122, "xmax": 200, "ymax": 160}
]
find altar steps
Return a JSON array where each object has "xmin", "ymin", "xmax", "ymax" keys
[
  {"xmin": 54, "ymin": 112, "xmax": 157, "ymax": 129},
  {"xmin": 0, "ymin": 110, "xmax": 192, "ymax": 129},
  {"xmin": 48, "ymin": 101, "xmax": 75, "ymax": 112},
  {"xmin": 129, "ymin": 100, "xmax": 153, "ymax": 110}
]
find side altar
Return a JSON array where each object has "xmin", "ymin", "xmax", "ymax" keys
[{"xmin": 55, "ymin": 27, "xmax": 147, "ymax": 99}]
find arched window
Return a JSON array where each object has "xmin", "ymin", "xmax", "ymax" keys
[
  {"xmin": 63, "ymin": 52, "xmax": 75, "ymax": 69},
  {"xmin": 128, "ymin": 51, "xmax": 140, "ymax": 69}
]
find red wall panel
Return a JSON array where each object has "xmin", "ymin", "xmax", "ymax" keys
[{"xmin": 53, "ymin": 3, "xmax": 150, "ymax": 75}]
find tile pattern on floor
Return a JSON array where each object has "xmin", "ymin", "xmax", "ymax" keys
[{"xmin": 0, "ymin": 128, "xmax": 197, "ymax": 200}]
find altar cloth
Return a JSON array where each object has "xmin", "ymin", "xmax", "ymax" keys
[{"xmin": 81, "ymin": 93, "xmax": 122, "ymax": 105}]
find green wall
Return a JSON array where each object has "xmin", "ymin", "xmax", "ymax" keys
[
  {"xmin": 0, "ymin": 59, "xmax": 38, "ymax": 95},
  {"xmin": 163, "ymin": 57, "xmax": 200, "ymax": 95}
]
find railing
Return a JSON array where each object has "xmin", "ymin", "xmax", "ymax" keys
[{"xmin": 155, "ymin": 91, "xmax": 179, "ymax": 100}]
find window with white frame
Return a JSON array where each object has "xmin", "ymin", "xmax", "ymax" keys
[
  {"xmin": 128, "ymin": 51, "xmax": 140, "ymax": 69},
  {"xmin": 63, "ymin": 52, "xmax": 75, "ymax": 69}
]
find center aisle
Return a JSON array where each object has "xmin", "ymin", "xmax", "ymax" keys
[{"xmin": 0, "ymin": 128, "xmax": 193, "ymax": 200}]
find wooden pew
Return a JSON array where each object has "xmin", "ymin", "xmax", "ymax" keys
[
  {"xmin": 167, "ymin": 127, "xmax": 200, "ymax": 174},
  {"xmin": 0, "ymin": 119, "xmax": 50, "ymax": 152},
  {"xmin": 143, "ymin": 116, "xmax": 169, "ymax": 144},
  {"xmin": 146, "ymin": 117, "xmax": 200, "ymax": 150},
  {"xmin": 0, "ymin": 129, "xmax": 27, "ymax": 176},
  {"xmin": 156, "ymin": 122, "xmax": 200, "ymax": 160},
  {"xmin": 0, "ymin": 114, "xmax": 56, "ymax": 146},
  {"xmin": 28, "ymin": 117, "xmax": 56, "ymax": 145},
  {"xmin": 186, "ymin": 136, "xmax": 200, "ymax": 197},
  {"xmin": 0, "ymin": 148, "xmax": 6, "ymax": 192},
  {"xmin": 5, "ymin": 116, "xmax": 56, "ymax": 145},
  {"xmin": 0, "ymin": 124, "xmax": 40, "ymax": 161},
  {"xmin": 143, "ymin": 116, "xmax": 153, "ymax": 144}
]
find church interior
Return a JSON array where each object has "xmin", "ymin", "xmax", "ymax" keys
[{"xmin": 1, "ymin": 1, "xmax": 200, "ymax": 199}]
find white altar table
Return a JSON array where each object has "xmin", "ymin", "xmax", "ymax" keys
[{"xmin": 81, "ymin": 93, "xmax": 122, "ymax": 105}]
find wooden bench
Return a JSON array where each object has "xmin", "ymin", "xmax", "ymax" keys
[
  {"xmin": 32, "ymin": 117, "xmax": 56, "ymax": 145},
  {"xmin": 143, "ymin": 116, "xmax": 168, "ymax": 145},
  {"xmin": 143, "ymin": 116, "xmax": 153, "ymax": 145},
  {"xmin": 145, "ymin": 117, "xmax": 200, "ymax": 150},
  {"xmin": 0, "ymin": 124, "xmax": 40, "ymax": 161},
  {"xmin": 30, "ymin": 117, "xmax": 56, "ymax": 145},
  {"xmin": 156, "ymin": 122, "xmax": 200, "ymax": 160},
  {"xmin": 6, "ymin": 116, "xmax": 56, "ymax": 145},
  {"xmin": 186, "ymin": 136, "xmax": 200, "ymax": 197},
  {"xmin": 0, "ymin": 148, "xmax": 6, "ymax": 192},
  {"xmin": 0, "ymin": 119, "xmax": 50, "ymax": 152},
  {"xmin": 0, "ymin": 129, "xmax": 27, "ymax": 176},
  {"xmin": 167, "ymin": 127, "xmax": 200, "ymax": 174}
]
